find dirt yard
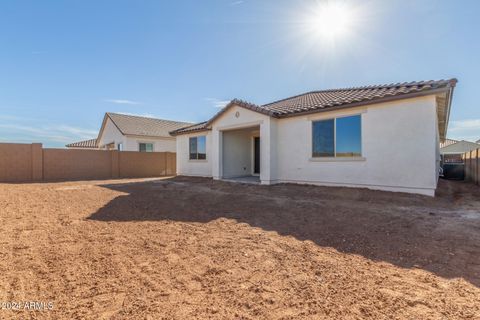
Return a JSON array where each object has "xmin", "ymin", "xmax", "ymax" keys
[{"xmin": 0, "ymin": 177, "xmax": 479, "ymax": 319}]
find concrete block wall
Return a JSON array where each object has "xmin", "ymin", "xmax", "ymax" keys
[
  {"xmin": 118, "ymin": 151, "xmax": 172, "ymax": 178},
  {"xmin": 31, "ymin": 143, "xmax": 43, "ymax": 181},
  {"xmin": 43, "ymin": 148, "xmax": 113, "ymax": 181},
  {"xmin": 0, "ymin": 143, "xmax": 176, "ymax": 182},
  {"xmin": 0, "ymin": 143, "xmax": 39, "ymax": 182},
  {"xmin": 464, "ymin": 149, "xmax": 479, "ymax": 185}
]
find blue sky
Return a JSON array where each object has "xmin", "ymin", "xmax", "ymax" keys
[{"xmin": 0, "ymin": 0, "xmax": 479, "ymax": 147}]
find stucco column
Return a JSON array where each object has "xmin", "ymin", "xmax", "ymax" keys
[
  {"xmin": 259, "ymin": 122, "xmax": 271, "ymax": 184},
  {"xmin": 269, "ymin": 119, "xmax": 278, "ymax": 183},
  {"xmin": 259, "ymin": 119, "xmax": 278, "ymax": 185},
  {"xmin": 212, "ymin": 128, "xmax": 222, "ymax": 180}
]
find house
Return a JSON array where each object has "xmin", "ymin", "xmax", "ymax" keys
[
  {"xmin": 171, "ymin": 79, "xmax": 457, "ymax": 196},
  {"xmin": 440, "ymin": 138, "xmax": 480, "ymax": 163},
  {"xmin": 66, "ymin": 138, "xmax": 99, "ymax": 149},
  {"xmin": 67, "ymin": 112, "xmax": 191, "ymax": 152}
]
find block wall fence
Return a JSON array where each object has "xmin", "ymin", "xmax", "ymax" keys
[
  {"xmin": 0, "ymin": 143, "xmax": 176, "ymax": 182},
  {"xmin": 463, "ymin": 148, "xmax": 479, "ymax": 185}
]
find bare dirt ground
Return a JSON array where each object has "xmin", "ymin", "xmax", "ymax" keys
[{"xmin": 0, "ymin": 177, "xmax": 479, "ymax": 319}]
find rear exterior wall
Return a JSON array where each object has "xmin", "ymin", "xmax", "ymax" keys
[
  {"xmin": 176, "ymin": 131, "xmax": 213, "ymax": 177},
  {"xmin": 275, "ymin": 95, "xmax": 439, "ymax": 196}
]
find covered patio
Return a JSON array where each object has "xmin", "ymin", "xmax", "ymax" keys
[{"xmin": 220, "ymin": 125, "xmax": 260, "ymax": 180}]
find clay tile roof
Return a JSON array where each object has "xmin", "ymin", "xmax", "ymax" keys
[
  {"xmin": 66, "ymin": 138, "xmax": 98, "ymax": 148},
  {"xmin": 107, "ymin": 113, "xmax": 193, "ymax": 137},
  {"xmin": 169, "ymin": 121, "xmax": 209, "ymax": 135},
  {"xmin": 261, "ymin": 79, "xmax": 456, "ymax": 116}
]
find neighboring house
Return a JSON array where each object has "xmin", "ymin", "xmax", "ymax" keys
[
  {"xmin": 440, "ymin": 138, "xmax": 480, "ymax": 163},
  {"xmin": 65, "ymin": 138, "xmax": 99, "ymax": 149},
  {"xmin": 67, "ymin": 113, "xmax": 192, "ymax": 152},
  {"xmin": 171, "ymin": 79, "xmax": 457, "ymax": 196}
]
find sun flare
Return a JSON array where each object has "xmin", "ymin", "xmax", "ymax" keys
[{"xmin": 307, "ymin": 1, "xmax": 354, "ymax": 41}]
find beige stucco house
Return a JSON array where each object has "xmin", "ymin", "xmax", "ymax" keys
[
  {"xmin": 67, "ymin": 113, "xmax": 191, "ymax": 152},
  {"xmin": 171, "ymin": 79, "xmax": 457, "ymax": 196}
]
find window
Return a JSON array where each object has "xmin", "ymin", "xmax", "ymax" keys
[
  {"xmin": 312, "ymin": 115, "xmax": 361, "ymax": 158},
  {"xmin": 189, "ymin": 136, "xmax": 206, "ymax": 160},
  {"xmin": 335, "ymin": 116, "xmax": 362, "ymax": 157},
  {"xmin": 139, "ymin": 143, "xmax": 154, "ymax": 152},
  {"xmin": 117, "ymin": 143, "xmax": 123, "ymax": 151},
  {"xmin": 312, "ymin": 119, "xmax": 334, "ymax": 157}
]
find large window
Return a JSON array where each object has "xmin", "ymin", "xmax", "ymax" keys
[
  {"xmin": 139, "ymin": 143, "xmax": 154, "ymax": 152},
  {"xmin": 189, "ymin": 136, "xmax": 206, "ymax": 160},
  {"xmin": 312, "ymin": 115, "xmax": 361, "ymax": 158}
]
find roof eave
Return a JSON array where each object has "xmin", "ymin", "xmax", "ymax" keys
[
  {"xmin": 122, "ymin": 133, "xmax": 177, "ymax": 139},
  {"xmin": 442, "ymin": 81, "xmax": 457, "ymax": 141},
  {"xmin": 170, "ymin": 127, "xmax": 212, "ymax": 136}
]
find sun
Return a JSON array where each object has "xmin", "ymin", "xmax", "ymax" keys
[{"xmin": 307, "ymin": 1, "xmax": 354, "ymax": 41}]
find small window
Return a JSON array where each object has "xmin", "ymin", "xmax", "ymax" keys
[
  {"xmin": 117, "ymin": 143, "xmax": 123, "ymax": 151},
  {"xmin": 189, "ymin": 136, "xmax": 206, "ymax": 160},
  {"xmin": 312, "ymin": 115, "xmax": 361, "ymax": 158},
  {"xmin": 139, "ymin": 143, "xmax": 154, "ymax": 152}
]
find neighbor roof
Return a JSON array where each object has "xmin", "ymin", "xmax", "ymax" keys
[
  {"xmin": 66, "ymin": 138, "xmax": 98, "ymax": 148},
  {"xmin": 440, "ymin": 139, "xmax": 480, "ymax": 154},
  {"xmin": 439, "ymin": 138, "xmax": 459, "ymax": 149},
  {"xmin": 100, "ymin": 113, "xmax": 192, "ymax": 139},
  {"xmin": 171, "ymin": 79, "xmax": 457, "ymax": 136}
]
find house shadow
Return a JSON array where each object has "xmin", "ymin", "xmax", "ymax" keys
[{"xmin": 88, "ymin": 176, "xmax": 480, "ymax": 287}]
